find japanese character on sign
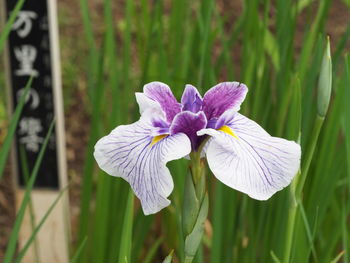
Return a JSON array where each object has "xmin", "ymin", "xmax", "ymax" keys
[
  {"xmin": 14, "ymin": 45, "xmax": 39, "ymax": 77},
  {"xmin": 12, "ymin": 11, "xmax": 37, "ymax": 38},
  {"xmin": 16, "ymin": 88, "xmax": 40, "ymax": 109},
  {"xmin": 19, "ymin": 117, "xmax": 43, "ymax": 152}
]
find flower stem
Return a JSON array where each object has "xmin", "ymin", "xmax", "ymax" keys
[
  {"xmin": 182, "ymin": 152, "xmax": 208, "ymax": 262},
  {"xmin": 296, "ymin": 116, "xmax": 324, "ymax": 196},
  {"xmin": 283, "ymin": 173, "xmax": 299, "ymax": 263},
  {"xmin": 283, "ymin": 116, "xmax": 324, "ymax": 263}
]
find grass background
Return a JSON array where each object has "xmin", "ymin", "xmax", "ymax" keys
[{"xmin": 1, "ymin": 0, "xmax": 350, "ymax": 262}]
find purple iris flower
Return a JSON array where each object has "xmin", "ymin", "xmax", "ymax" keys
[{"xmin": 94, "ymin": 82, "xmax": 301, "ymax": 215}]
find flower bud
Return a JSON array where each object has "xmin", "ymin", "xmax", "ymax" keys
[{"xmin": 317, "ymin": 36, "xmax": 332, "ymax": 118}]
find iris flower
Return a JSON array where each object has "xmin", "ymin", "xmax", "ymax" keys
[{"xmin": 94, "ymin": 82, "xmax": 301, "ymax": 215}]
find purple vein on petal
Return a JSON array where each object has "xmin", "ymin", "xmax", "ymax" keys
[
  {"xmin": 181, "ymin": 84, "xmax": 203, "ymax": 113},
  {"xmin": 202, "ymin": 82, "xmax": 248, "ymax": 120},
  {"xmin": 143, "ymin": 82, "xmax": 181, "ymax": 123}
]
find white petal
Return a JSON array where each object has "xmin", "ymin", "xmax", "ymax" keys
[
  {"xmin": 135, "ymin": 92, "xmax": 162, "ymax": 115},
  {"xmin": 198, "ymin": 113, "xmax": 301, "ymax": 200},
  {"xmin": 94, "ymin": 119, "xmax": 191, "ymax": 214}
]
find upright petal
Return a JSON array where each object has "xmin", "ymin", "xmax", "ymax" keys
[
  {"xmin": 198, "ymin": 112, "xmax": 301, "ymax": 200},
  {"xmin": 135, "ymin": 92, "xmax": 162, "ymax": 115},
  {"xmin": 170, "ymin": 111, "xmax": 207, "ymax": 151},
  {"xmin": 94, "ymin": 117, "xmax": 191, "ymax": 215},
  {"xmin": 181, "ymin": 84, "xmax": 203, "ymax": 113},
  {"xmin": 143, "ymin": 82, "xmax": 181, "ymax": 122},
  {"xmin": 202, "ymin": 82, "xmax": 248, "ymax": 120}
]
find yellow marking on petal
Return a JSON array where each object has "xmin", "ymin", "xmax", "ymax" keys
[
  {"xmin": 150, "ymin": 134, "xmax": 168, "ymax": 146},
  {"xmin": 218, "ymin": 125, "xmax": 239, "ymax": 139}
]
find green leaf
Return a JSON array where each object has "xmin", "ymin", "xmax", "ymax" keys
[
  {"xmin": 0, "ymin": 77, "xmax": 33, "ymax": 180},
  {"xmin": 3, "ymin": 119, "xmax": 55, "ymax": 263},
  {"xmin": 14, "ymin": 186, "xmax": 69, "ymax": 263},
  {"xmin": 71, "ymin": 237, "xmax": 88, "ymax": 263},
  {"xmin": 118, "ymin": 189, "xmax": 134, "ymax": 263},
  {"xmin": 182, "ymin": 172, "xmax": 200, "ymax": 237},
  {"xmin": 264, "ymin": 27, "xmax": 280, "ymax": 71},
  {"xmin": 0, "ymin": 0, "xmax": 26, "ymax": 53},
  {"xmin": 270, "ymin": 250, "xmax": 282, "ymax": 263},
  {"xmin": 184, "ymin": 193, "xmax": 208, "ymax": 259},
  {"xmin": 330, "ymin": 250, "xmax": 345, "ymax": 263},
  {"xmin": 143, "ymin": 237, "xmax": 164, "ymax": 263}
]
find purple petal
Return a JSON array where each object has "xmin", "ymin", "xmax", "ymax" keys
[
  {"xmin": 170, "ymin": 111, "xmax": 207, "ymax": 150},
  {"xmin": 94, "ymin": 117, "xmax": 191, "ymax": 215},
  {"xmin": 202, "ymin": 82, "xmax": 248, "ymax": 120},
  {"xmin": 144, "ymin": 82, "xmax": 181, "ymax": 123},
  {"xmin": 181, "ymin": 84, "xmax": 203, "ymax": 113},
  {"xmin": 198, "ymin": 113, "xmax": 301, "ymax": 200}
]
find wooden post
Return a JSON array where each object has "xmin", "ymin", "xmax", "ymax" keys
[{"xmin": 1, "ymin": 0, "xmax": 70, "ymax": 262}]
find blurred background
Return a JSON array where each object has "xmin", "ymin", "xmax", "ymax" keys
[{"xmin": 1, "ymin": 0, "xmax": 350, "ymax": 262}]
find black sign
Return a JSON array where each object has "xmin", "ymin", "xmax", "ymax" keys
[{"xmin": 5, "ymin": 0, "xmax": 59, "ymax": 188}]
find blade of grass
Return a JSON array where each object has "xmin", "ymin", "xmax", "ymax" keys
[
  {"xmin": 210, "ymin": 182, "xmax": 223, "ymax": 263},
  {"xmin": 19, "ymin": 145, "xmax": 39, "ymax": 263},
  {"xmin": 197, "ymin": 0, "xmax": 214, "ymax": 89},
  {"xmin": 14, "ymin": 185, "xmax": 69, "ymax": 263},
  {"xmin": 0, "ymin": 0, "xmax": 26, "ymax": 53},
  {"xmin": 3, "ymin": 119, "xmax": 55, "ymax": 263},
  {"xmin": 143, "ymin": 237, "xmax": 164, "ymax": 263},
  {"xmin": 0, "ymin": 77, "xmax": 32, "ymax": 180},
  {"xmin": 118, "ymin": 189, "xmax": 134, "ymax": 263},
  {"xmin": 77, "ymin": 44, "xmax": 105, "ymax": 260},
  {"xmin": 271, "ymin": 250, "xmax": 282, "ymax": 263},
  {"xmin": 342, "ymin": 54, "xmax": 350, "ymax": 263},
  {"xmin": 330, "ymin": 250, "xmax": 345, "ymax": 263},
  {"xmin": 131, "ymin": 212, "xmax": 154, "ymax": 263},
  {"xmin": 70, "ymin": 237, "xmax": 88, "ymax": 263},
  {"xmin": 297, "ymin": 199, "xmax": 317, "ymax": 261}
]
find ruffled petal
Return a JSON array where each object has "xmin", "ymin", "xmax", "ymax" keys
[
  {"xmin": 198, "ymin": 113, "xmax": 301, "ymax": 200},
  {"xmin": 170, "ymin": 111, "xmax": 207, "ymax": 150},
  {"xmin": 202, "ymin": 82, "xmax": 248, "ymax": 120},
  {"xmin": 143, "ymin": 82, "xmax": 181, "ymax": 122},
  {"xmin": 94, "ymin": 117, "xmax": 191, "ymax": 215},
  {"xmin": 181, "ymin": 84, "xmax": 203, "ymax": 113}
]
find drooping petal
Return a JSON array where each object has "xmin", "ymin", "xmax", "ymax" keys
[
  {"xmin": 181, "ymin": 84, "xmax": 203, "ymax": 113},
  {"xmin": 94, "ymin": 117, "xmax": 191, "ymax": 215},
  {"xmin": 143, "ymin": 82, "xmax": 181, "ymax": 122},
  {"xmin": 170, "ymin": 111, "xmax": 207, "ymax": 150},
  {"xmin": 198, "ymin": 112, "xmax": 301, "ymax": 200},
  {"xmin": 202, "ymin": 82, "xmax": 248, "ymax": 120}
]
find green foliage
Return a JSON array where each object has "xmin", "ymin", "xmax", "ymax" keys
[
  {"xmin": 3, "ymin": 120, "xmax": 55, "ymax": 263},
  {"xmin": 0, "ymin": 77, "xmax": 32, "ymax": 180}
]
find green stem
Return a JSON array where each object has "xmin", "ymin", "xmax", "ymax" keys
[
  {"xmin": 296, "ymin": 116, "xmax": 324, "ymax": 197},
  {"xmin": 283, "ymin": 116, "xmax": 324, "ymax": 263},
  {"xmin": 182, "ymin": 152, "xmax": 208, "ymax": 262},
  {"xmin": 283, "ymin": 173, "xmax": 298, "ymax": 263}
]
